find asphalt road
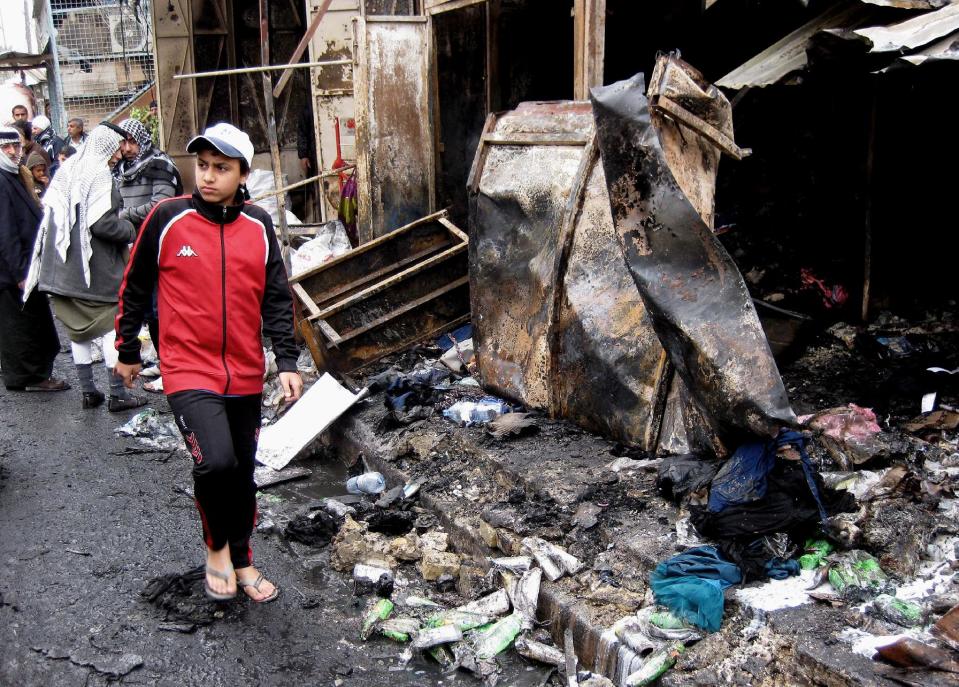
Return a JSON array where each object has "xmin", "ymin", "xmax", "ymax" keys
[{"xmin": 0, "ymin": 350, "xmax": 549, "ymax": 687}]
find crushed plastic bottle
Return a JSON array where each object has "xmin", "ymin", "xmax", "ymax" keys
[
  {"xmin": 346, "ymin": 471, "xmax": 386, "ymax": 495},
  {"xmin": 360, "ymin": 598, "xmax": 394, "ymax": 640},
  {"xmin": 625, "ymin": 642, "xmax": 684, "ymax": 686},
  {"xmin": 472, "ymin": 612, "xmax": 524, "ymax": 660},
  {"xmin": 379, "ymin": 618, "xmax": 421, "ymax": 642},
  {"xmin": 426, "ymin": 610, "xmax": 492, "ymax": 632},
  {"xmin": 442, "ymin": 397, "xmax": 511, "ymax": 426}
]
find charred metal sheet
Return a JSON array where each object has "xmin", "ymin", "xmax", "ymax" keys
[
  {"xmin": 468, "ymin": 101, "xmax": 671, "ymax": 449},
  {"xmin": 292, "ymin": 210, "xmax": 469, "ymax": 373},
  {"xmin": 591, "ymin": 56, "xmax": 796, "ymax": 443},
  {"xmin": 354, "ymin": 17, "xmax": 435, "ymax": 243}
]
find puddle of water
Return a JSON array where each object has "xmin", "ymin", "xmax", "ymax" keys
[{"xmin": 269, "ymin": 454, "xmax": 352, "ymax": 501}]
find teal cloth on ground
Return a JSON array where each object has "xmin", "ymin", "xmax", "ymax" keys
[{"xmin": 650, "ymin": 546, "xmax": 742, "ymax": 633}]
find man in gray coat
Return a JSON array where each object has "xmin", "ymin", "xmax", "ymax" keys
[{"xmin": 115, "ymin": 118, "xmax": 182, "ymax": 230}]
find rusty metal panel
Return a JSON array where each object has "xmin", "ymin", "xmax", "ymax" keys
[
  {"xmin": 354, "ymin": 16, "xmax": 435, "ymax": 243},
  {"xmin": 292, "ymin": 210, "xmax": 469, "ymax": 373},
  {"xmin": 591, "ymin": 55, "xmax": 797, "ymax": 444},
  {"xmin": 468, "ymin": 101, "xmax": 671, "ymax": 449},
  {"xmin": 307, "ymin": 0, "xmax": 359, "ymax": 220}
]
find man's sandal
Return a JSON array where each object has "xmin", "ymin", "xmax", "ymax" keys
[
  {"xmin": 204, "ymin": 565, "xmax": 236, "ymax": 601},
  {"xmin": 238, "ymin": 573, "xmax": 279, "ymax": 603}
]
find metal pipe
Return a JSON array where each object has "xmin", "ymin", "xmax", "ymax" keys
[
  {"xmin": 250, "ymin": 165, "xmax": 355, "ymax": 203},
  {"xmin": 173, "ymin": 59, "xmax": 351, "ymax": 81}
]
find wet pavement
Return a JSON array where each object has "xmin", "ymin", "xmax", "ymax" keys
[{"xmin": 0, "ymin": 351, "xmax": 550, "ymax": 686}]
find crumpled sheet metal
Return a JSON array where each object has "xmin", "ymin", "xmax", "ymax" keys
[
  {"xmin": 468, "ymin": 102, "xmax": 671, "ymax": 449},
  {"xmin": 590, "ymin": 59, "xmax": 796, "ymax": 442}
]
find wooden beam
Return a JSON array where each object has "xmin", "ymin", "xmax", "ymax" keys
[
  {"xmin": 334, "ymin": 276, "xmax": 469, "ymax": 344},
  {"xmin": 292, "ymin": 283, "xmax": 321, "ymax": 316},
  {"xmin": 481, "ymin": 133, "xmax": 590, "ymax": 146},
  {"xmin": 313, "ymin": 242, "xmax": 467, "ymax": 320},
  {"xmin": 306, "ymin": 242, "xmax": 453, "ymax": 309},
  {"xmin": 293, "ymin": 208, "xmax": 452, "ymax": 282},
  {"xmin": 272, "ymin": 0, "xmax": 336, "ymax": 99},
  {"xmin": 652, "ymin": 95, "xmax": 752, "ymax": 160},
  {"xmin": 260, "ymin": 0, "xmax": 292, "ymax": 273},
  {"xmin": 298, "ymin": 318, "xmax": 330, "ymax": 374}
]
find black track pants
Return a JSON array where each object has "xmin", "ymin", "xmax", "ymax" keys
[{"xmin": 167, "ymin": 390, "xmax": 261, "ymax": 569}]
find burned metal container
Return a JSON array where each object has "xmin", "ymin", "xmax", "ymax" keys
[
  {"xmin": 469, "ymin": 54, "xmax": 796, "ymax": 451},
  {"xmin": 292, "ymin": 210, "xmax": 470, "ymax": 374},
  {"xmin": 467, "ymin": 102, "xmax": 671, "ymax": 450}
]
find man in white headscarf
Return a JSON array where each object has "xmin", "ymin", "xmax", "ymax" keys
[{"xmin": 25, "ymin": 122, "xmax": 146, "ymax": 411}]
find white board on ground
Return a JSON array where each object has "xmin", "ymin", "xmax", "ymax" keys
[{"xmin": 256, "ymin": 373, "xmax": 367, "ymax": 470}]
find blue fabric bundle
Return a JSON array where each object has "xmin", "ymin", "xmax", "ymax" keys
[{"xmin": 649, "ymin": 546, "xmax": 742, "ymax": 632}]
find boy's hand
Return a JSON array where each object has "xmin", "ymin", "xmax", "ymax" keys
[
  {"xmin": 115, "ymin": 362, "xmax": 142, "ymax": 388},
  {"xmin": 279, "ymin": 371, "xmax": 303, "ymax": 403}
]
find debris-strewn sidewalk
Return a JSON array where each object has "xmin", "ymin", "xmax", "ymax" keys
[{"xmin": 265, "ymin": 321, "xmax": 955, "ymax": 686}]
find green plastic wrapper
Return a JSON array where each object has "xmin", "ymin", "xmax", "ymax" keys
[
  {"xmin": 828, "ymin": 551, "xmax": 892, "ymax": 601},
  {"xmin": 798, "ymin": 539, "xmax": 833, "ymax": 570},
  {"xmin": 361, "ymin": 598, "xmax": 394, "ymax": 640},
  {"xmin": 873, "ymin": 595, "xmax": 923, "ymax": 628},
  {"xmin": 649, "ymin": 610, "xmax": 688, "ymax": 630}
]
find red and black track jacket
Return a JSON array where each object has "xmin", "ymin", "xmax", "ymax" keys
[{"xmin": 116, "ymin": 190, "xmax": 298, "ymax": 396}]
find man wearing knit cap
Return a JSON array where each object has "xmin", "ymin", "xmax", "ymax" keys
[
  {"xmin": 31, "ymin": 115, "xmax": 64, "ymax": 175},
  {"xmin": 0, "ymin": 126, "xmax": 68, "ymax": 392}
]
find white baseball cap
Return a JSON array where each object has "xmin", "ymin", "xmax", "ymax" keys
[
  {"xmin": 186, "ymin": 122, "xmax": 253, "ymax": 167},
  {"xmin": 32, "ymin": 114, "xmax": 51, "ymax": 130}
]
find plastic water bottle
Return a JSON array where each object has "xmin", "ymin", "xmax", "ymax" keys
[{"xmin": 346, "ymin": 471, "xmax": 386, "ymax": 495}]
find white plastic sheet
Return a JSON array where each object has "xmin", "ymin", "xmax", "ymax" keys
[{"xmin": 256, "ymin": 373, "xmax": 367, "ymax": 470}]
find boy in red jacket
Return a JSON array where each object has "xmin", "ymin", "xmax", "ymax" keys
[{"xmin": 115, "ymin": 123, "xmax": 302, "ymax": 602}]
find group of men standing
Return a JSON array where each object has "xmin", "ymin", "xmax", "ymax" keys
[{"xmin": 0, "ymin": 105, "xmax": 181, "ymax": 403}]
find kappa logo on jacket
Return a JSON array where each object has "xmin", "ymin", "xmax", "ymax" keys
[{"xmin": 176, "ymin": 245, "xmax": 199, "ymax": 258}]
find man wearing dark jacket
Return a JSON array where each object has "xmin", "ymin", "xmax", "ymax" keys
[
  {"xmin": 30, "ymin": 115, "xmax": 63, "ymax": 176},
  {"xmin": 0, "ymin": 127, "xmax": 68, "ymax": 392},
  {"xmin": 114, "ymin": 118, "xmax": 182, "ymax": 230}
]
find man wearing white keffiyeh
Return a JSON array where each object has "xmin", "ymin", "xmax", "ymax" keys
[{"xmin": 26, "ymin": 123, "xmax": 146, "ymax": 411}]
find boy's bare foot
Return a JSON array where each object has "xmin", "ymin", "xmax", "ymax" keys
[
  {"xmin": 206, "ymin": 545, "xmax": 236, "ymax": 597},
  {"xmin": 236, "ymin": 566, "xmax": 278, "ymax": 603}
]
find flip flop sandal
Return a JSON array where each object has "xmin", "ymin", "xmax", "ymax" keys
[
  {"xmin": 204, "ymin": 565, "xmax": 236, "ymax": 601},
  {"xmin": 143, "ymin": 377, "xmax": 163, "ymax": 393},
  {"xmin": 238, "ymin": 573, "xmax": 279, "ymax": 603}
]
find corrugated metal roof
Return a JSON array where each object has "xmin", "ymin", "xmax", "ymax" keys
[
  {"xmin": 854, "ymin": 1, "xmax": 959, "ymax": 50},
  {"xmin": 887, "ymin": 28, "xmax": 959, "ymax": 66},
  {"xmin": 716, "ymin": 1, "xmax": 872, "ymax": 89},
  {"xmin": 717, "ymin": 0, "xmax": 959, "ymax": 89}
]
